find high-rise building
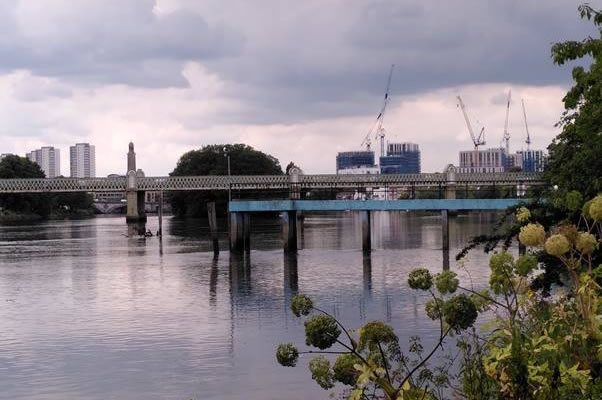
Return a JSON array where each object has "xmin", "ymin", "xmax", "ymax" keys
[
  {"xmin": 26, "ymin": 146, "xmax": 61, "ymax": 178},
  {"xmin": 0, "ymin": 153, "xmax": 12, "ymax": 161},
  {"xmin": 458, "ymin": 147, "xmax": 507, "ymax": 173},
  {"xmin": 336, "ymin": 151, "xmax": 375, "ymax": 173},
  {"xmin": 515, "ymin": 150, "xmax": 546, "ymax": 172},
  {"xmin": 380, "ymin": 142, "xmax": 421, "ymax": 174},
  {"xmin": 70, "ymin": 143, "xmax": 96, "ymax": 178}
]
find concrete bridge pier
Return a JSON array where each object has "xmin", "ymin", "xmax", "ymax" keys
[
  {"xmin": 361, "ymin": 210, "xmax": 371, "ymax": 254},
  {"xmin": 229, "ymin": 212, "xmax": 247, "ymax": 253},
  {"xmin": 282, "ymin": 211, "xmax": 298, "ymax": 252},
  {"xmin": 126, "ymin": 190, "xmax": 147, "ymax": 223},
  {"xmin": 125, "ymin": 143, "xmax": 147, "ymax": 224}
]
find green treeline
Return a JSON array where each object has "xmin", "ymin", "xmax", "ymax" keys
[{"xmin": 0, "ymin": 155, "xmax": 94, "ymax": 220}]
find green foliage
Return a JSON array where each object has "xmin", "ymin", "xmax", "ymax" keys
[
  {"xmin": 546, "ymin": 5, "xmax": 602, "ymax": 199},
  {"xmin": 442, "ymin": 294, "xmax": 478, "ymax": 333},
  {"xmin": 291, "ymin": 294, "xmax": 313, "ymax": 317},
  {"xmin": 407, "ymin": 268, "xmax": 433, "ymax": 291},
  {"xmin": 0, "ymin": 155, "xmax": 93, "ymax": 218},
  {"xmin": 275, "ymin": 343, "xmax": 298, "ymax": 367},
  {"xmin": 434, "ymin": 271, "xmax": 459, "ymax": 294},
  {"xmin": 168, "ymin": 144, "xmax": 283, "ymax": 217},
  {"xmin": 489, "ymin": 251, "xmax": 515, "ymax": 295},
  {"xmin": 308, "ymin": 356, "xmax": 335, "ymax": 389},
  {"xmin": 516, "ymin": 254, "xmax": 538, "ymax": 276},
  {"xmin": 304, "ymin": 315, "xmax": 341, "ymax": 350},
  {"xmin": 357, "ymin": 321, "xmax": 398, "ymax": 352},
  {"xmin": 333, "ymin": 354, "xmax": 360, "ymax": 386},
  {"xmin": 425, "ymin": 298, "xmax": 444, "ymax": 320},
  {"xmin": 276, "ymin": 291, "xmax": 459, "ymax": 400},
  {"xmin": 565, "ymin": 191, "xmax": 583, "ymax": 211}
]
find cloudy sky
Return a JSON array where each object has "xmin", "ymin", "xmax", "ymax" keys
[{"xmin": 0, "ymin": 0, "xmax": 595, "ymax": 175}]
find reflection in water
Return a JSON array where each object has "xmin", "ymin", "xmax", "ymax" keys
[
  {"xmin": 442, "ymin": 249, "xmax": 450, "ymax": 270},
  {"xmin": 209, "ymin": 255, "xmax": 219, "ymax": 307},
  {"xmin": 0, "ymin": 212, "xmax": 513, "ymax": 400},
  {"xmin": 229, "ymin": 252, "xmax": 251, "ymax": 297},
  {"xmin": 283, "ymin": 252, "xmax": 298, "ymax": 295}
]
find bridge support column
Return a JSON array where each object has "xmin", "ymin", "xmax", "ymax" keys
[
  {"xmin": 441, "ymin": 209, "xmax": 449, "ymax": 251},
  {"xmin": 126, "ymin": 190, "xmax": 147, "ymax": 223},
  {"xmin": 125, "ymin": 143, "xmax": 146, "ymax": 224},
  {"xmin": 361, "ymin": 210, "xmax": 371, "ymax": 254},
  {"xmin": 282, "ymin": 211, "xmax": 297, "ymax": 252},
  {"xmin": 243, "ymin": 213, "xmax": 251, "ymax": 252},
  {"xmin": 229, "ymin": 212, "xmax": 245, "ymax": 253}
]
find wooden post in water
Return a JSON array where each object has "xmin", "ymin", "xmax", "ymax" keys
[
  {"xmin": 158, "ymin": 191, "xmax": 163, "ymax": 237},
  {"xmin": 441, "ymin": 209, "xmax": 449, "ymax": 251},
  {"xmin": 207, "ymin": 201, "xmax": 219, "ymax": 255},
  {"xmin": 361, "ymin": 210, "xmax": 371, "ymax": 254},
  {"xmin": 282, "ymin": 211, "xmax": 298, "ymax": 252}
]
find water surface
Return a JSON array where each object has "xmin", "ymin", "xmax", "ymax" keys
[{"xmin": 0, "ymin": 212, "xmax": 507, "ymax": 399}]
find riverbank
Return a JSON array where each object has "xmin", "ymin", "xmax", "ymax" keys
[{"xmin": 0, "ymin": 209, "xmax": 95, "ymax": 222}]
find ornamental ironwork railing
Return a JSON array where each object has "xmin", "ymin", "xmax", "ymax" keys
[{"xmin": 0, "ymin": 172, "xmax": 545, "ymax": 193}]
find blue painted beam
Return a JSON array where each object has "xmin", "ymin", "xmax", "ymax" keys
[{"xmin": 229, "ymin": 199, "xmax": 523, "ymax": 212}]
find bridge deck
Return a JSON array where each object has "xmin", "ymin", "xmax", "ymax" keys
[
  {"xmin": 228, "ymin": 199, "xmax": 523, "ymax": 212},
  {"xmin": 0, "ymin": 172, "xmax": 544, "ymax": 193}
]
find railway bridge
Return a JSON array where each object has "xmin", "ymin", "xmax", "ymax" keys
[{"xmin": 0, "ymin": 143, "xmax": 546, "ymax": 252}]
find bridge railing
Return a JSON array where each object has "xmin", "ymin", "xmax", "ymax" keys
[{"xmin": 0, "ymin": 172, "xmax": 545, "ymax": 193}]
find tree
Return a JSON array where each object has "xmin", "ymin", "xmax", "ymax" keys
[
  {"xmin": 546, "ymin": 4, "xmax": 602, "ymax": 199},
  {"xmin": 0, "ymin": 156, "xmax": 94, "ymax": 218},
  {"xmin": 169, "ymin": 144, "xmax": 283, "ymax": 217},
  {"xmin": 0, "ymin": 155, "xmax": 51, "ymax": 217}
]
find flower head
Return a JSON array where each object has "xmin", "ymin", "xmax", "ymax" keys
[
  {"xmin": 408, "ymin": 268, "xmax": 433, "ymax": 291},
  {"xmin": 308, "ymin": 356, "xmax": 335, "ymax": 389},
  {"xmin": 434, "ymin": 270, "xmax": 459, "ymax": 294},
  {"xmin": 545, "ymin": 234, "xmax": 571, "ymax": 257},
  {"xmin": 518, "ymin": 223, "xmax": 546, "ymax": 247},
  {"xmin": 576, "ymin": 232, "xmax": 598, "ymax": 255},
  {"xmin": 516, "ymin": 207, "xmax": 531, "ymax": 223},
  {"xmin": 333, "ymin": 354, "xmax": 361, "ymax": 386},
  {"xmin": 291, "ymin": 294, "xmax": 313, "ymax": 317},
  {"xmin": 276, "ymin": 343, "xmax": 299, "ymax": 367},
  {"xmin": 590, "ymin": 194, "xmax": 602, "ymax": 222},
  {"xmin": 442, "ymin": 294, "xmax": 478, "ymax": 333},
  {"xmin": 304, "ymin": 315, "xmax": 341, "ymax": 349},
  {"xmin": 357, "ymin": 321, "xmax": 398, "ymax": 352}
]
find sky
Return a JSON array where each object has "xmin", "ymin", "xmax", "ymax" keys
[{"xmin": 0, "ymin": 0, "xmax": 596, "ymax": 176}]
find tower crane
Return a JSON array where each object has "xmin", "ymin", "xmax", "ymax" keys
[
  {"xmin": 361, "ymin": 64, "xmax": 395, "ymax": 158},
  {"xmin": 457, "ymin": 96, "xmax": 485, "ymax": 149},
  {"xmin": 521, "ymin": 98, "xmax": 531, "ymax": 150},
  {"xmin": 503, "ymin": 90, "xmax": 511, "ymax": 155},
  {"xmin": 457, "ymin": 95, "xmax": 485, "ymax": 169}
]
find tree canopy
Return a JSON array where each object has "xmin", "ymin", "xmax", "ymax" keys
[
  {"xmin": 0, "ymin": 155, "xmax": 94, "ymax": 219},
  {"xmin": 169, "ymin": 144, "xmax": 283, "ymax": 217},
  {"xmin": 546, "ymin": 4, "xmax": 602, "ymax": 198},
  {"xmin": 0, "ymin": 154, "xmax": 45, "ymax": 178},
  {"xmin": 171, "ymin": 144, "xmax": 282, "ymax": 176}
]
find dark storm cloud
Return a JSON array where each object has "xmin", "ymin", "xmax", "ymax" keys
[
  {"xmin": 0, "ymin": 0, "xmax": 595, "ymax": 122},
  {"xmin": 0, "ymin": 0, "xmax": 244, "ymax": 87},
  {"xmin": 189, "ymin": 0, "xmax": 596, "ymax": 124}
]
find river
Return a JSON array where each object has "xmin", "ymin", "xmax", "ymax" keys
[{"xmin": 0, "ymin": 212, "xmax": 508, "ymax": 399}]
